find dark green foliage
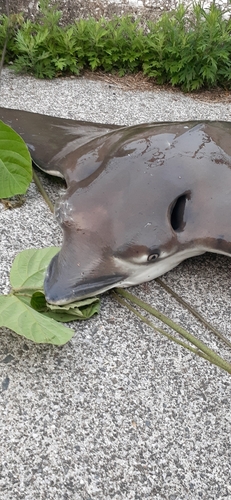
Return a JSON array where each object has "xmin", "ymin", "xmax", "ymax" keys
[
  {"xmin": 73, "ymin": 16, "xmax": 145, "ymax": 75},
  {"xmin": 0, "ymin": 0, "xmax": 231, "ymax": 90},
  {"xmin": 9, "ymin": 1, "xmax": 82, "ymax": 78},
  {"xmin": 143, "ymin": 4, "xmax": 231, "ymax": 91},
  {"xmin": 0, "ymin": 12, "xmax": 24, "ymax": 63}
]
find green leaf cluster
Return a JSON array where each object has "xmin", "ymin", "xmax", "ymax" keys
[
  {"xmin": 1, "ymin": 1, "xmax": 231, "ymax": 90},
  {"xmin": 0, "ymin": 12, "xmax": 24, "ymax": 63},
  {"xmin": 74, "ymin": 16, "xmax": 145, "ymax": 76},
  {"xmin": 143, "ymin": 4, "xmax": 231, "ymax": 91},
  {"xmin": 9, "ymin": 0, "xmax": 81, "ymax": 78},
  {"xmin": 0, "ymin": 247, "xmax": 100, "ymax": 345}
]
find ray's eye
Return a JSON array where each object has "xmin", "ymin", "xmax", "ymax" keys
[{"xmin": 147, "ymin": 252, "xmax": 159, "ymax": 262}]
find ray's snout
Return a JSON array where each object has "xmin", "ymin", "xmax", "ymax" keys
[{"xmin": 44, "ymin": 251, "xmax": 127, "ymax": 304}]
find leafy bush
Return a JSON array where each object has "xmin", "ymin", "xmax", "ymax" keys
[
  {"xmin": 73, "ymin": 16, "xmax": 145, "ymax": 75},
  {"xmin": 0, "ymin": 12, "xmax": 24, "ymax": 63},
  {"xmin": 11, "ymin": 1, "xmax": 82, "ymax": 78},
  {"xmin": 1, "ymin": 1, "xmax": 231, "ymax": 91},
  {"xmin": 143, "ymin": 3, "xmax": 231, "ymax": 90}
]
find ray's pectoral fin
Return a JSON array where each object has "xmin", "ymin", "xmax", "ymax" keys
[{"xmin": 0, "ymin": 107, "xmax": 119, "ymax": 183}]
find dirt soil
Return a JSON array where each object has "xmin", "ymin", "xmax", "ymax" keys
[{"xmin": 82, "ymin": 69, "xmax": 231, "ymax": 103}]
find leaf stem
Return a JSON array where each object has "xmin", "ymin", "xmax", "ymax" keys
[
  {"xmin": 33, "ymin": 169, "xmax": 54, "ymax": 213},
  {"xmin": 156, "ymin": 277, "xmax": 231, "ymax": 349},
  {"xmin": 12, "ymin": 287, "xmax": 44, "ymax": 294},
  {"xmin": 114, "ymin": 288, "xmax": 231, "ymax": 374},
  {"xmin": 112, "ymin": 292, "xmax": 228, "ymax": 371}
]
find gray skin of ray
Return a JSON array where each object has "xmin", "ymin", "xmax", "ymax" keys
[{"xmin": 1, "ymin": 107, "xmax": 231, "ymax": 304}]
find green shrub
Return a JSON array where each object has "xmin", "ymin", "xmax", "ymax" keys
[
  {"xmin": 0, "ymin": 0, "xmax": 231, "ymax": 91},
  {"xmin": 72, "ymin": 16, "xmax": 145, "ymax": 74},
  {"xmin": 0, "ymin": 12, "xmax": 24, "ymax": 62},
  {"xmin": 11, "ymin": 1, "xmax": 81, "ymax": 78},
  {"xmin": 143, "ymin": 3, "xmax": 231, "ymax": 90}
]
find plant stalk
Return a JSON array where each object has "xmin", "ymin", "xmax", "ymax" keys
[
  {"xmin": 112, "ymin": 292, "xmax": 229, "ymax": 371},
  {"xmin": 156, "ymin": 277, "xmax": 231, "ymax": 349},
  {"xmin": 114, "ymin": 288, "xmax": 231, "ymax": 374},
  {"xmin": 33, "ymin": 169, "xmax": 54, "ymax": 213},
  {"xmin": 12, "ymin": 287, "xmax": 44, "ymax": 294}
]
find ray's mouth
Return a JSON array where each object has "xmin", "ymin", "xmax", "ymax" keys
[{"xmin": 44, "ymin": 269, "xmax": 127, "ymax": 304}]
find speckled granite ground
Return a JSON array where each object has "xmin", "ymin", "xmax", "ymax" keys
[{"xmin": 0, "ymin": 68, "xmax": 231, "ymax": 500}]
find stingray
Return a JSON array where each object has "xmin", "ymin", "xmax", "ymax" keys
[{"xmin": 1, "ymin": 107, "xmax": 231, "ymax": 304}]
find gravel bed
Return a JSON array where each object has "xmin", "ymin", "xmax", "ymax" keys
[{"xmin": 0, "ymin": 68, "xmax": 231, "ymax": 500}]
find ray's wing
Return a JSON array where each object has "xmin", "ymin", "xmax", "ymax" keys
[{"xmin": 0, "ymin": 107, "xmax": 120, "ymax": 184}]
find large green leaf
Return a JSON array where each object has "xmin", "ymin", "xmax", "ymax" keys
[
  {"xmin": 47, "ymin": 296, "xmax": 101, "ymax": 315},
  {"xmin": 0, "ymin": 120, "xmax": 32, "ymax": 198},
  {"xmin": 10, "ymin": 246, "xmax": 60, "ymax": 289},
  {"xmin": 0, "ymin": 247, "xmax": 100, "ymax": 344},
  {"xmin": 0, "ymin": 295, "xmax": 74, "ymax": 345},
  {"xmin": 30, "ymin": 291, "xmax": 100, "ymax": 322}
]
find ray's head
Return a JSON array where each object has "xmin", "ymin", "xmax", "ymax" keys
[{"xmin": 44, "ymin": 179, "xmax": 196, "ymax": 304}]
